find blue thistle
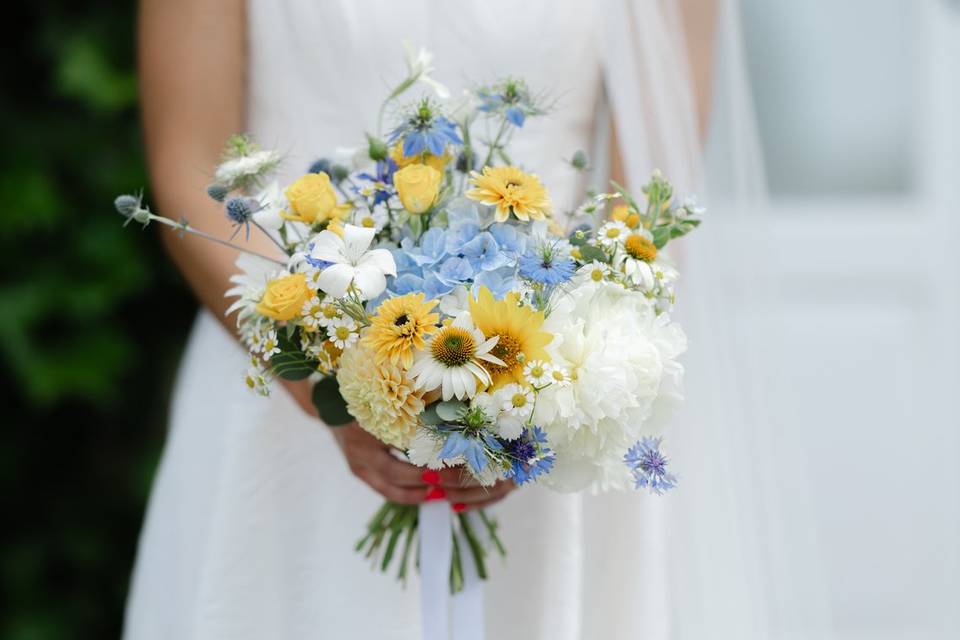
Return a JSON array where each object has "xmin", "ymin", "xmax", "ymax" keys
[
  {"xmin": 308, "ymin": 158, "xmax": 333, "ymax": 175},
  {"xmin": 224, "ymin": 196, "xmax": 260, "ymax": 239},
  {"xmin": 206, "ymin": 183, "xmax": 230, "ymax": 203},
  {"xmin": 624, "ymin": 437, "xmax": 678, "ymax": 495}
]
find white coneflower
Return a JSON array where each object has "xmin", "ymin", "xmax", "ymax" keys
[{"xmin": 408, "ymin": 314, "xmax": 504, "ymax": 401}]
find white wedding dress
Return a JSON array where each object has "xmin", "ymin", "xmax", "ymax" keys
[{"xmin": 123, "ymin": 1, "xmax": 727, "ymax": 638}]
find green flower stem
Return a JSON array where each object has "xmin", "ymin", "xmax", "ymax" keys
[{"xmin": 148, "ymin": 214, "xmax": 287, "ymax": 266}]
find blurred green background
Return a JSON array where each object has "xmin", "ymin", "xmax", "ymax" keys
[{"xmin": 2, "ymin": 3, "xmax": 196, "ymax": 638}]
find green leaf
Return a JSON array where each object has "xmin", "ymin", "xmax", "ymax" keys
[
  {"xmin": 311, "ymin": 376, "xmax": 353, "ymax": 426},
  {"xmin": 435, "ymin": 401, "xmax": 466, "ymax": 422},
  {"xmin": 578, "ymin": 244, "xmax": 609, "ymax": 264},
  {"xmin": 652, "ymin": 226, "xmax": 671, "ymax": 249},
  {"xmin": 270, "ymin": 328, "xmax": 317, "ymax": 380}
]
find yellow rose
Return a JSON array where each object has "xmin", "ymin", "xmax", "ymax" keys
[
  {"xmin": 283, "ymin": 173, "xmax": 351, "ymax": 225},
  {"xmin": 611, "ymin": 204, "xmax": 641, "ymax": 229},
  {"xmin": 389, "ymin": 142, "xmax": 452, "ymax": 172},
  {"xmin": 393, "ymin": 164, "xmax": 442, "ymax": 214},
  {"xmin": 256, "ymin": 273, "xmax": 311, "ymax": 321}
]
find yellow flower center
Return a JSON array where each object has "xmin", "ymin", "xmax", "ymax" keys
[
  {"xmin": 334, "ymin": 326, "xmax": 352, "ymax": 341},
  {"xmin": 529, "ymin": 364, "xmax": 545, "ymax": 378},
  {"xmin": 321, "ymin": 305, "xmax": 339, "ymax": 319},
  {"xmin": 590, "ymin": 268, "xmax": 604, "ymax": 282},
  {"xmin": 551, "ymin": 369, "xmax": 566, "ymax": 382},
  {"xmin": 511, "ymin": 393, "xmax": 529, "ymax": 409},
  {"xmin": 605, "ymin": 227, "xmax": 622, "ymax": 239},
  {"xmin": 431, "ymin": 327, "xmax": 477, "ymax": 367},
  {"xmin": 361, "ymin": 216, "xmax": 376, "ymax": 228},
  {"xmin": 624, "ymin": 235, "xmax": 658, "ymax": 262},
  {"xmin": 486, "ymin": 334, "xmax": 522, "ymax": 375}
]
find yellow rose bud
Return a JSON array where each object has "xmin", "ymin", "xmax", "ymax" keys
[
  {"xmin": 389, "ymin": 143, "xmax": 452, "ymax": 171},
  {"xmin": 283, "ymin": 173, "xmax": 350, "ymax": 225},
  {"xmin": 611, "ymin": 204, "xmax": 630, "ymax": 223},
  {"xmin": 256, "ymin": 273, "xmax": 312, "ymax": 321},
  {"xmin": 394, "ymin": 164, "xmax": 442, "ymax": 214},
  {"xmin": 625, "ymin": 213, "xmax": 642, "ymax": 229}
]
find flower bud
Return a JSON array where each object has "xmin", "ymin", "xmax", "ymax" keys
[
  {"xmin": 308, "ymin": 158, "xmax": 333, "ymax": 175},
  {"xmin": 456, "ymin": 149, "xmax": 476, "ymax": 173},
  {"xmin": 206, "ymin": 183, "xmax": 229, "ymax": 202},
  {"xmin": 114, "ymin": 194, "xmax": 139, "ymax": 216},
  {"xmin": 331, "ymin": 164, "xmax": 350, "ymax": 183},
  {"xmin": 571, "ymin": 150, "xmax": 588, "ymax": 170},
  {"xmin": 366, "ymin": 135, "xmax": 388, "ymax": 162}
]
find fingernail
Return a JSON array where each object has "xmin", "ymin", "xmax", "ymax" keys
[
  {"xmin": 452, "ymin": 502, "xmax": 466, "ymax": 513},
  {"xmin": 421, "ymin": 469, "xmax": 441, "ymax": 486},
  {"xmin": 425, "ymin": 487, "xmax": 446, "ymax": 501}
]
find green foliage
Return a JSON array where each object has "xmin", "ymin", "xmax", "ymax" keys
[
  {"xmin": 311, "ymin": 376, "xmax": 353, "ymax": 426},
  {"xmin": 1, "ymin": 3, "xmax": 196, "ymax": 639},
  {"xmin": 270, "ymin": 327, "xmax": 318, "ymax": 380}
]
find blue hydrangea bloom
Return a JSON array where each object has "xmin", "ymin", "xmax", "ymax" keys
[
  {"xmin": 505, "ymin": 426, "xmax": 554, "ymax": 486},
  {"xmin": 624, "ymin": 437, "xmax": 678, "ymax": 495},
  {"xmin": 460, "ymin": 232, "xmax": 511, "ymax": 272}
]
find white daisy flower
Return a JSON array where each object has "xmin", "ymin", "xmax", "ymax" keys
[
  {"xmin": 300, "ymin": 295, "xmax": 323, "ymax": 330},
  {"xmin": 408, "ymin": 314, "xmax": 505, "ymax": 401},
  {"xmin": 315, "ymin": 301, "xmax": 342, "ymax": 328},
  {"xmin": 546, "ymin": 364, "xmax": 571, "ymax": 388},
  {"xmin": 597, "ymin": 220, "xmax": 629, "ymax": 249},
  {"xmin": 261, "ymin": 329, "xmax": 281, "ymax": 358},
  {"xmin": 327, "ymin": 316, "xmax": 358, "ymax": 349},
  {"xmin": 352, "ymin": 207, "xmax": 388, "ymax": 232},
  {"xmin": 524, "ymin": 360, "xmax": 552, "ymax": 387},
  {"xmin": 576, "ymin": 260, "xmax": 611, "ymax": 285}
]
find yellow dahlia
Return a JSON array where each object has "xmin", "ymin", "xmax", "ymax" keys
[
  {"xmin": 468, "ymin": 286, "xmax": 553, "ymax": 388},
  {"xmin": 465, "ymin": 166, "xmax": 551, "ymax": 222},
  {"xmin": 362, "ymin": 292, "xmax": 440, "ymax": 369},
  {"xmin": 336, "ymin": 342, "xmax": 424, "ymax": 449}
]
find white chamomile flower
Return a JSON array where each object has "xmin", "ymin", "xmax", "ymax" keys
[
  {"xmin": 352, "ymin": 207, "xmax": 388, "ymax": 232},
  {"xmin": 327, "ymin": 316, "xmax": 358, "ymax": 349},
  {"xmin": 577, "ymin": 261, "xmax": 611, "ymax": 285},
  {"xmin": 498, "ymin": 383, "xmax": 534, "ymax": 419},
  {"xmin": 261, "ymin": 329, "xmax": 281, "ymax": 358},
  {"xmin": 524, "ymin": 360, "xmax": 552, "ymax": 387},
  {"xmin": 316, "ymin": 301, "xmax": 342, "ymax": 328},
  {"xmin": 547, "ymin": 364, "xmax": 571, "ymax": 388},
  {"xmin": 300, "ymin": 295, "xmax": 323, "ymax": 330},
  {"xmin": 244, "ymin": 359, "xmax": 271, "ymax": 396},
  {"xmin": 597, "ymin": 220, "xmax": 629, "ymax": 249}
]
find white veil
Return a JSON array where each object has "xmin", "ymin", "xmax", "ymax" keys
[{"xmin": 601, "ymin": 1, "xmax": 830, "ymax": 637}]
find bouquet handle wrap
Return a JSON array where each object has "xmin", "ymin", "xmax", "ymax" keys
[{"xmin": 419, "ymin": 503, "xmax": 485, "ymax": 640}]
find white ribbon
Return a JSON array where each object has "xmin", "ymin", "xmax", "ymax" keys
[{"xmin": 418, "ymin": 504, "xmax": 485, "ymax": 640}]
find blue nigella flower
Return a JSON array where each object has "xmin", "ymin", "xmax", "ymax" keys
[
  {"xmin": 505, "ymin": 427, "xmax": 554, "ymax": 486},
  {"xmin": 438, "ymin": 428, "xmax": 502, "ymax": 475},
  {"xmin": 388, "ymin": 100, "xmax": 463, "ymax": 157},
  {"xmin": 476, "ymin": 79, "xmax": 542, "ymax": 129},
  {"xmin": 624, "ymin": 437, "xmax": 678, "ymax": 495},
  {"xmin": 303, "ymin": 242, "xmax": 333, "ymax": 270},
  {"xmin": 356, "ymin": 159, "xmax": 398, "ymax": 205},
  {"xmin": 518, "ymin": 249, "xmax": 575, "ymax": 286}
]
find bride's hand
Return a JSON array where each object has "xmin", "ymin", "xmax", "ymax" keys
[
  {"xmin": 332, "ymin": 422, "xmax": 515, "ymax": 510},
  {"xmin": 282, "ymin": 379, "xmax": 516, "ymax": 509}
]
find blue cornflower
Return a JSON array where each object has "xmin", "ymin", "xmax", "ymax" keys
[
  {"xmin": 505, "ymin": 427, "xmax": 555, "ymax": 486},
  {"xmin": 518, "ymin": 248, "xmax": 575, "ymax": 286},
  {"xmin": 356, "ymin": 159, "xmax": 398, "ymax": 205},
  {"xmin": 438, "ymin": 428, "xmax": 502, "ymax": 475},
  {"xmin": 624, "ymin": 437, "xmax": 678, "ymax": 495},
  {"xmin": 388, "ymin": 100, "xmax": 462, "ymax": 157}
]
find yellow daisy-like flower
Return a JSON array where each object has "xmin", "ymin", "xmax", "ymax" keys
[
  {"xmin": 624, "ymin": 234, "xmax": 658, "ymax": 262},
  {"xmin": 466, "ymin": 166, "xmax": 551, "ymax": 223},
  {"xmin": 362, "ymin": 293, "xmax": 440, "ymax": 369},
  {"xmin": 336, "ymin": 342, "xmax": 424, "ymax": 449},
  {"xmin": 611, "ymin": 204, "xmax": 642, "ymax": 229},
  {"xmin": 468, "ymin": 286, "xmax": 553, "ymax": 388}
]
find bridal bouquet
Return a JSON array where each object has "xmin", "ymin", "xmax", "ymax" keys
[{"xmin": 115, "ymin": 46, "xmax": 701, "ymax": 592}]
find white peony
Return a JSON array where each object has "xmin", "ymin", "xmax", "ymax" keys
[{"xmin": 534, "ymin": 279, "xmax": 687, "ymax": 492}]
